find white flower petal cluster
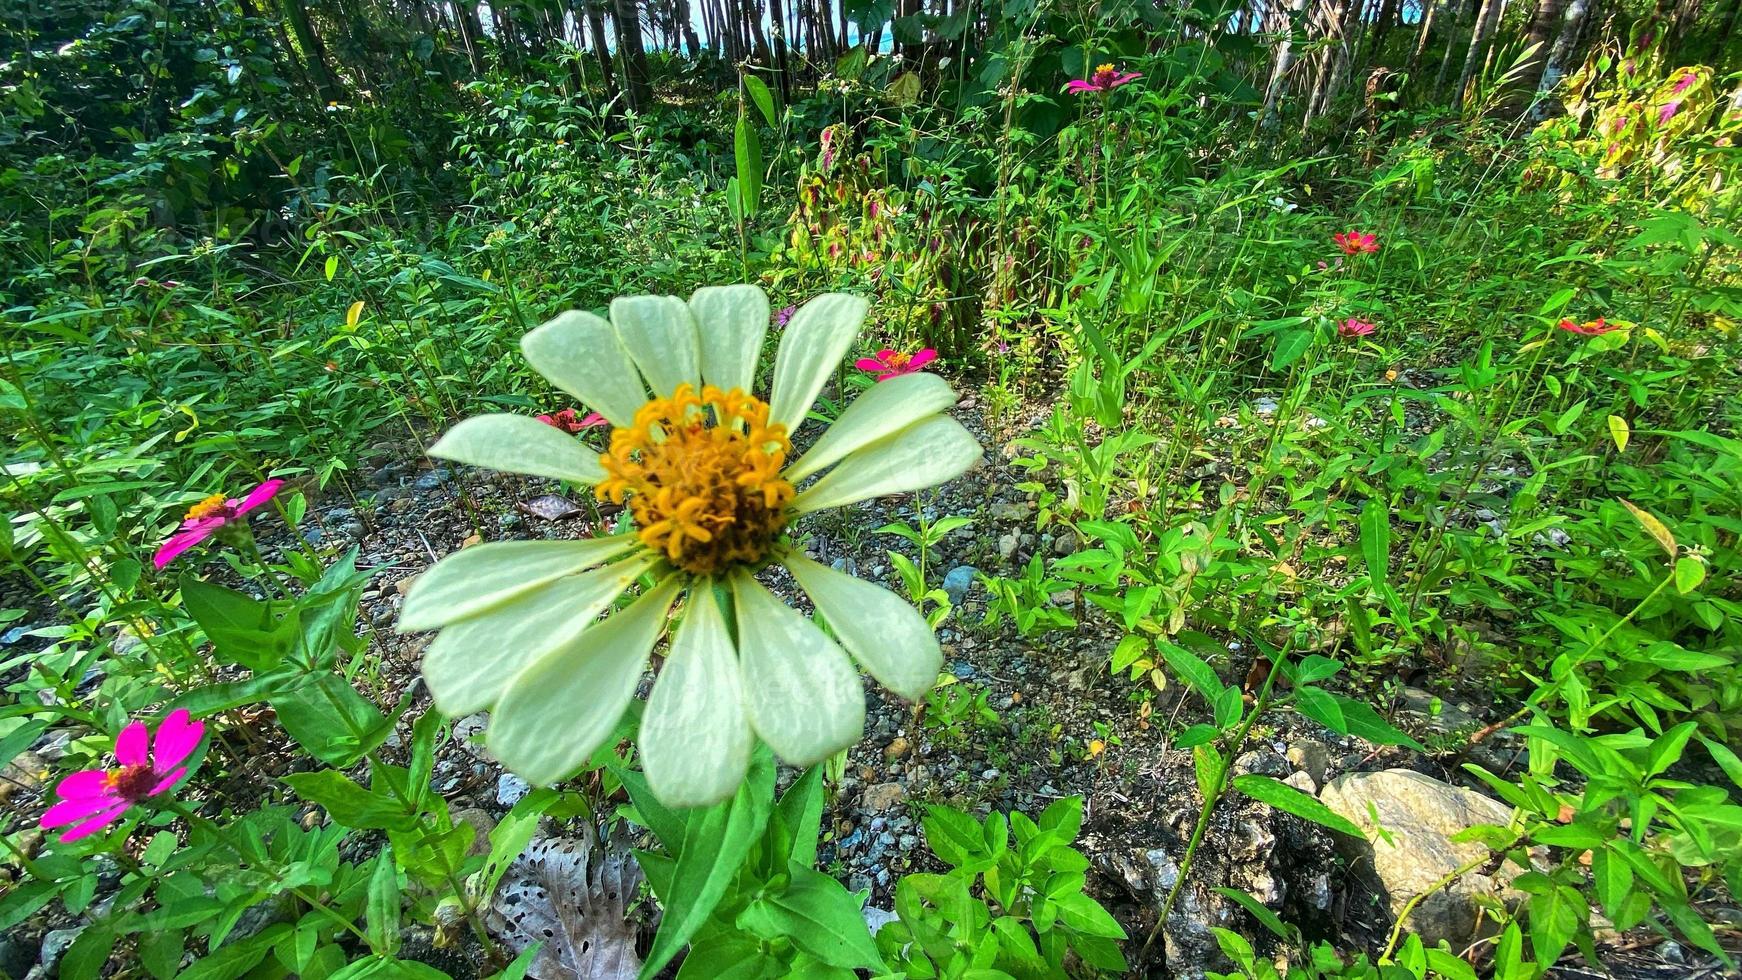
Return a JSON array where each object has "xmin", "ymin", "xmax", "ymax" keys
[{"xmin": 399, "ymin": 286, "xmax": 979, "ymax": 806}]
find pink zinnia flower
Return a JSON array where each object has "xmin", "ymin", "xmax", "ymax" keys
[
  {"xmin": 536, "ymin": 408, "xmax": 607, "ymax": 433},
  {"xmin": 153, "ymin": 479, "xmax": 284, "ymax": 569},
  {"xmin": 855, "ymin": 348, "xmax": 938, "ymax": 381},
  {"xmin": 1333, "ymin": 230, "xmax": 1379, "ymax": 255},
  {"xmin": 41, "ymin": 709, "xmax": 205, "ymax": 843},
  {"xmin": 1066, "ymin": 63, "xmax": 1142, "ymax": 94},
  {"xmin": 1557, "ymin": 317, "xmax": 1619, "ymax": 336},
  {"xmin": 1338, "ymin": 318, "xmax": 1376, "ymax": 338}
]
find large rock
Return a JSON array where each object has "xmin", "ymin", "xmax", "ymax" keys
[{"xmin": 1320, "ymin": 769, "xmax": 1518, "ymax": 947}]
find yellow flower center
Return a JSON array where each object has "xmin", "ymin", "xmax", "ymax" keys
[
  {"xmin": 598, "ymin": 384, "xmax": 795, "ymax": 576},
  {"xmin": 185, "ymin": 493, "xmax": 228, "ymax": 522},
  {"xmin": 1096, "ymin": 63, "xmax": 1115, "ymax": 74},
  {"xmin": 885, "ymin": 351, "xmax": 912, "ymax": 369}
]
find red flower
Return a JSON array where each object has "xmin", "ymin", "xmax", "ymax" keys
[
  {"xmin": 536, "ymin": 408, "xmax": 608, "ymax": 433},
  {"xmin": 40, "ymin": 710, "xmax": 205, "ymax": 842},
  {"xmin": 1557, "ymin": 317, "xmax": 1619, "ymax": 336},
  {"xmin": 1338, "ymin": 318, "xmax": 1376, "ymax": 338},
  {"xmin": 855, "ymin": 348, "xmax": 939, "ymax": 381},
  {"xmin": 153, "ymin": 480, "xmax": 284, "ymax": 569},
  {"xmin": 1067, "ymin": 63, "xmax": 1142, "ymax": 94},
  {"xmin": 1333, "ymin": 230, "xmax": 1379, "ymax": 255}
]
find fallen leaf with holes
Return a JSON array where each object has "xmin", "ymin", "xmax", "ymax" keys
[
  {"xmin": 517, "ymin": 494, "xmax": 585, "ymax": 521},
  {"xmin": 486, "ymin": 832, "xmax": 642, "ymax": 980}
]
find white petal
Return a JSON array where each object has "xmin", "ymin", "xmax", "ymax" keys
[
  {"xmin": 428, "ymin": 414, "xmax": 606, "ymax": 485},
  {"xmin": 488, "ymin": 577, "xmax": 682, "ymax": 786},
  {"xmin": 639, "ymin": 588, "xmax": 753, "ymax": 808},
  {"xmin": 399, "ymin": 538, "xmax": 639, "ymax": 632},
  {"xmin": 767, "ymin": 293, "xmax": 867, "ymax": 436},
  {"xmin": 784, "ymin": 554, "xmax": 941, "ymax": 701},
  {"xmin": 784, "ymin": 372, "xmax": 958, "ymax": 482},
  {"xmin": 729, "ymin": 570, "xmax": 865, "ymax": 767},
  {"xmin": 791, "ymin": 415, "xmax": 981, "ymax": 515},
  {"xmin": 421, "ymin": 552, "xmax": 657, "ymax": 715},
  {"xmin": 611, "ymin": 295, "xmax": 700, "ymax": 399},
  {"xmin": 689, "ymin": 285, "xmax": 768, "ymax": 395},
  {"xmin": 520, "ymin": 310, "xmax": 650, "ymax": 427}
]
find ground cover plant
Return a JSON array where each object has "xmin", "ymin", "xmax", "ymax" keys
[{"xmin": 2, "ymin": 0, "xmax": 1741, "ymax": 978}]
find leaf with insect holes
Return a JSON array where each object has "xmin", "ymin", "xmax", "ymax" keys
[
  {"xmin": 1607, "ymin": 415, "xmax": 1629, "ymax": 452},
  {"xmin": 517, "ymin": 494, "xmax": 585, "ymax": 521},
  {"xmin": 1619, "ymin": 499, "xmax": 1676, "ymax": 559},
  {"xmin": 486, "ymin": 832, "xmax": 643, "ymax": 980}
]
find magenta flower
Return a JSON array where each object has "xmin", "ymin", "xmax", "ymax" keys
[
  {"xmin": 41, "ymin": 709, "xmax": 205, "ymax": 843},
  {"xmin": 153, "ymin": 479, "xmax": 284, "ymax": 569},
  {"xmin": 1338, "ymin": 318, "xmax": 1377, "ymax": 338},
  {"xmin": 1066, "ymin": 63, "xmax": 1142, "ymax": 95},
  {"xmin": 1333, "ymin": 230, "xmax": 1379, "ymax": 255},
  {"xmin": 1557, "ymin": 317, "xmax": 1619, "ymax": 336},
  {"xmin": 537, "ymin": 408, "xmax": 608, "ymax": 433},
  {"xmin": 775, "ymin": 305, "xmax": 797, "ymax": 328},
  {"xmin": 855, "ymin": 348, "xmax": 938, "ymax": 381}
]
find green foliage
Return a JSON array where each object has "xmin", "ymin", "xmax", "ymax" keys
[{"xmin": 877, "ymin": 796, "xmax": 1129, "ymax": 978}]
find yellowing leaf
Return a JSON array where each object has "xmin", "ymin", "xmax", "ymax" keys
[
  {"xmin": 1607, "ymin": 415, "xmax": 1629, "ymax": 452},
  {"xmin": 346, "ymin": 300, "xmax": 364, "ymax": 329},
  {"xmin": 1620, "ymin": 498, "xmax": 1676, "ymax": 560},
  {"xmin": 173, "ymin": 406, "xmax": 199, "ymax": 443}
]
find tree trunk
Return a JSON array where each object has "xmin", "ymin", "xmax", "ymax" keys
[
  {"xmin": 675, "ymin": 0, "xmax": 703, "ymax": 56},
  {"xmin": 768, "ymin": 0, "xmax": 792, "ymax": 100},
  {"xmin": 1435, "ymin": 0, "xmax": 1470, "ymax": 94},
  {"xmin": 1513, "ymin": 0, "xmax": 1568, "ymax": 103},
  {"xmin": 1407, "ymin": 0, "xmax": 1443, "ymax": 75},
  {"xmin": 1304, "ymin": 0, "xmax": 1363, "ymax": 126},
  {"xmin": 1452, "ymin": 0, "xmax": 1502, "ymax": 110},
  {"xmin": 281, "ymin": 0, "xmax": 340, "ymax": 102},
  {"xmin": 614, "ymin": 0, "xmax": 655, "ymax": 109},
  {"xmin": 1259, "ymin": 0, "xmax": 1315, "ymax": 130},
  {"xmin": 1532, "ymin": 0, "xmax": 1590, "ymax": 103},
  {"xmin": 1369, "ymin": 0, "xmax": 1402, "ymax": 55},
  {"xmin": 584, "ymin": 0, "xmax": 619, "ymax": 95}
]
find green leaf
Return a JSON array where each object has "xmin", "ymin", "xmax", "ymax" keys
[
  {"xmin": 1213, "ymin": 886, "xmax": 1289, "ymax": 939},
  {"xmin": 59, "ymin": 926, "xmax": 116, "ymax": 980},
  {"xmin": 1673, "ymin": 557, "xmax": 1706, "ymax": 594},
  {"xmin": 1233, "ymin": 774, "xmax": 1365, "ymax": 838},
  {"xmin": 756, "ymin": 862, "xmax": 882, "ymax": 969},
  {"xmin": 922, "ymin": 806, "xmax": 985, "ymax": 869},
  {"xmin": 1333, "ymin": 694, "xmax": 1425, "ymax": 750},
  {"xmin": 1037, "ymin": 796, "xmax": 1083, "ymax": 842},
  {"xmin": 479, "ymin": 789, "xmax": 558, "ymax": 903},
  {"xmin": 180, "ymin": 575, "xmax": 296, "ymax": 671},
  {"xmin": 282, "ymin": 770, "xmax": 414, "ymax": 831},
  {"xmin": 1359, "ymin": 498, "xmax": 1390, "ymax": 591},
  {"xmin": 1158, "ymin": 641, "xmax": 1224, "ymax": 702},
  {"xmin": 675, "ymin": 935, "xmax": 783, "ymax": 980},
  {"xmin": 1698, "ymin": 736, "xmax": 1742, "ymax": 790},
  {"xmin": 271, "ymin": 673, "xmax": 394, "ymax": 768},
  {"xmin": 139, "ymin": 927, "xmax": 185, "ymax": 979},
  {"xmin": 1292, "ymin": 686, "xmax": 1346, "ymax": 734},
  {"xmin": 742, "ymin": 74, "xmax": 777, "ymax": 126},
  {"xmin": 733, "ymin": 114, "xmax": 763, "ymax": 217},
  {"xmin": 366, "ymin": 848, "xmax": 401, "ymax": 956},
  {"xmin": 777, "ymin": 766, "xmax": 826, "ymax": 868},
  {"xmin": 1270, "ymin": 328, "xmax": 1313, "ymax": 372},
  {"xmin": 640, "ymin": 750, "xmax": 774, "ymax": 980},
  {"xmin": 1053, "ymin": 891, "xmax": 1126, "ymax": 939}
]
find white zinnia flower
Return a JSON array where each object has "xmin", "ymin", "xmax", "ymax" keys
[{"xmin": 397, "ymin": 286, "xmax": 980, "ymax": 807}]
